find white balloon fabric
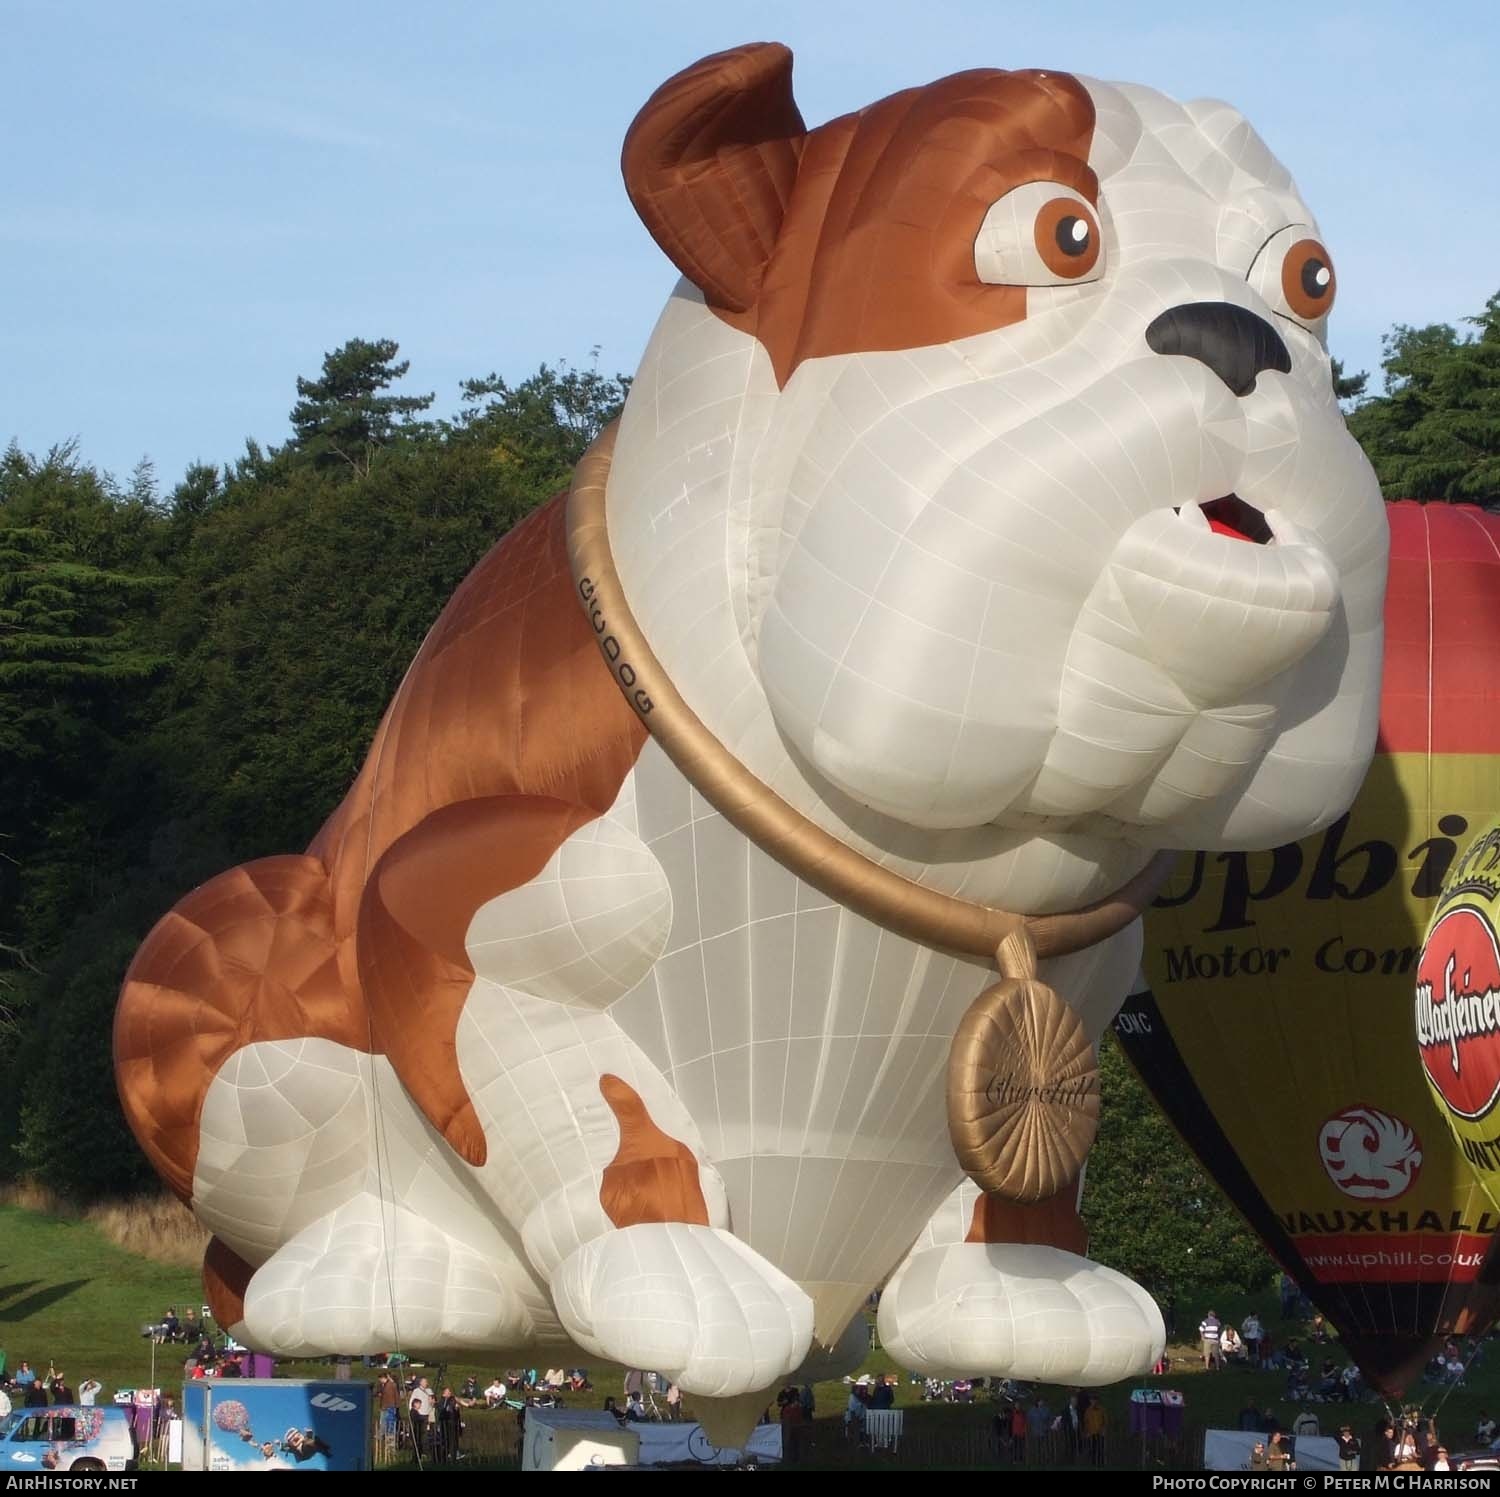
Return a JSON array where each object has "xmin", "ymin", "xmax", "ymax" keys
[
  {"xmin": 877, "ymin": 1182, "xmax": 1165, "ymax": 1382},
  {"xmin": 115, "ymin": 46, "xmax": 1385, "ymax": 1423}
]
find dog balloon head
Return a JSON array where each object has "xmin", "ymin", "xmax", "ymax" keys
[{"xmin": 624, "ymin": 48, "xmax": 1385, "ymax": 853}]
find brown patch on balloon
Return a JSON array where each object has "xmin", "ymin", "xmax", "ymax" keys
[
  {"xmin": 114, "ymin": 854, "xmax": 370, "ymax": 1204},
  {"xmin": 624, "ymin": 45, "xmax": 1097, "ymax": 385},
  {"xmin": 598, "ymin": 1074, "xmax": 710, "ymax": 1228},
  {"xmin": 356, "ymin": 794, "xmax": 601, "ymax": 1168},
  {"xmin": 622, "ymin": 43, "xmax": 806, "ymax": 316},
  {"xmin": 203, "ymin": 1235, "xmax": 255, "ymax": 1330},
  {"xmin": 947, "ymin": 977, "xmax": 1099, "ymax": 1201},
  {"xmin": 965, "ymin": 1188, "xmax": 1089, "ymax": 1255},
  {"xmin": 116, "ymin": 494, "xmax": 651, "ymax": 1187}
]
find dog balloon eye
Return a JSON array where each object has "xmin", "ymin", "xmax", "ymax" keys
[
  {"xmin": 1035, "ymin": 199, "xmax": 1101, "ymax": 278},
  {"xmin": 1248, "ymin": 226, "xmax": 1337, "ymax": 329},
  {"xmin": 974, "ymin": 183, "xmax": 1105, "ymax": 287},
  {"xmin": 1282, "ymin": 238, "xmax": 1336, "ymax": 321}
]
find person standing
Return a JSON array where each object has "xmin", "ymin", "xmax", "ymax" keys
[
  {"xmin": 436, "ymin": 1387, "xmax": 462, "ymax": 1462},
  {"xmin": 990, "ymin": 1406, "xmax": 1009, "ymax": 1460},
  {"xmin": 1069, "ymin": 1390, "xmax": 1089, "ymax": 1458},
  {"xmin": 1242, "ymin": 1312, "xmax": 1263, "ymax": 1366},
  {"xmin": 1337, "ymin": 1425, "xmax": 1361, "ymax": 1472},
  {"xmin": 408, "ymin": 1378, "xmax": 434, "ymax": 1461},
  {"xmin": 1421, "ymin": 1426, "xmax": 1441, "ymax": 1470},
  {"xmin": 376, "ymin": 1371, "xmax": 399, "ymax": 1441},
  {"xmin": 1027, "ymin": 1396, "xmax": 1051, "ymax": 1446},
  {"xmin": 1010, "ymin": 1401, "xmax": 1027, "ymax": 1463},
  {"xmin": 1267, "ymin": 1431, "xmax": 1295, "ymax": 1471},
  {"xmin": 843, "ymin": 1387, "xmax": 865, "ymax": 1439},
  {"xmin": 778, "ymin": 1390, "xmax": 803, "ymax": 1433},
  {"xmin": 1082, "ymin": 1398, "xmax": 1107, "ymax": 1466},
  {"xmin": 1373, "ymin": 1416, "xmax": 1396, "ymax": 1469},
  {"xmin": 1199, "ymin": 1310, "xmax": 1223, "ymax": 1370}
]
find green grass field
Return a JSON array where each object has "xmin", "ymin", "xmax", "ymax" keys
[
  {"xmin": 0, "ymin": 1204, "xmax": 203, "ymax": 1393},
  {"xmin": 5, "ymin": 1199, "xmax": 1500, "ymax": 1469}
]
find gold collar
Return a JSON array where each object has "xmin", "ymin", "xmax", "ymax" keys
[
  {"xmin": 565, "ymin": 421, "xmax": 1174, "ymax": 974},
  {"xmin": 566, "ymin": 422, "xmax": 1175, "ymax": 1203}
]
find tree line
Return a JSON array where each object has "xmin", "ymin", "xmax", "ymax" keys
[
  {"xmin": 2, "ymin": 291, "xmax": 1496, "ymax": 1293},
  {"xmin": 1, "ymin": 339, "xmax": 629, "ymax": 1199}
]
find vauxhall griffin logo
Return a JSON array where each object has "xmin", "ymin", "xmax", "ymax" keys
[
  {"xmin": 1415, "ymin": 905, "xmax": 1500, "ymax": 1121},
  {"xmin": 1317, "ymin": 1105, "xmax": 1422, "ymax": 1201}
]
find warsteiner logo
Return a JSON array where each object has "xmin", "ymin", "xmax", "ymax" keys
[
  {"xmin": 1415, "ymin": 905, "xmax": 1500, "ymax": 1121},
  {"xmin": 1317, "ymin": 1105, "xmax": 1422, "ymax": 1200}
]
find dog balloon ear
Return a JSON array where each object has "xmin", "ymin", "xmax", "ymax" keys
[{"xmin": 623, "ymin": 42, "xmax": 805, "ymax": 313}]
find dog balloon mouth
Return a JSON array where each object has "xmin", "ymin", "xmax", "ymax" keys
[{"xmin": 1174, "ymin": 495, "xmax": 1274, "ymax": 545}]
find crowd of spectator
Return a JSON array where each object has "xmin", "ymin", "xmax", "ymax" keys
[
  {"xmin": 0, "ymin": 1355, "xmax": 179, "ymax": 1465},
  {"xmin": 0, "ymin": 1361, "xmax": 86, "ymax": 1415},
  {"xmin": 17, "ymin": 1273, "xmax": 1500, "ymax": 1474},
  {"xmin": 374, "ymin": 1363, "xmax": 696, "ymax": 1464},
  {"xmin": 1193, "ymin": 1308, "xmax": 1366, "ymax": 1402},
  {"xmin": 984, "ymin": 1390, "xmax": 1107, "ymax": 1465}
]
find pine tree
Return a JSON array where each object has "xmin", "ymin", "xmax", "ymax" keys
[
  {"xmin": 127, "ymin": 455, "xmax": 158, "ymax": 507},
  {"xmin": 1330, "ymin": 356, "xmax": 1368, "ymax": 405},
  {"xmin": 289, "ymin": 337, "xmax": 434, "ymax": 474},
  {"xmin": 1346, "ymin": 292, "xmax": 1500, "ymax": 501}
]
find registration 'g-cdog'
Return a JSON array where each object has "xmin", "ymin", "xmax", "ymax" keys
[{"xmin": 115, "ymin": 44, "xmax": 1385, "ymax": 1428}]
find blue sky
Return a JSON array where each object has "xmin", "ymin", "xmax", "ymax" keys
[{"xmin": 4, "ymin": 0, "xmax": 1496, "ymax": 489}]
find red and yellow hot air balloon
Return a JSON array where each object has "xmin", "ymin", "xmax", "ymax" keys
[{"xmin": 1122, "ymin": 502, "xmax": 1500, "ymax": 1397}]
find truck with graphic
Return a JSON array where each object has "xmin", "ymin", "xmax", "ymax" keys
[
  {"xmin": 182, "ymin": 1380, "xmax": 370, "ymax": 1472},
  {"xmin": 1, "ymin": 1405, "xmax": 138, "ymax": 1473}
]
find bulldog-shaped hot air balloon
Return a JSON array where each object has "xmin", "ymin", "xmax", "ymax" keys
[{"xmin": 115, "ymin": 45, "xmax": 1385, "ymax": 1423}]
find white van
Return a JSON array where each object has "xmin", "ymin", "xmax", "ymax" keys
[{"xmin": 1, "ymin": 1405, "xmax": 138, "ymax": 1472}]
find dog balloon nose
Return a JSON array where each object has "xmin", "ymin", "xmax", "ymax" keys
[{"xmin": 1144, "ymin": 301, "xmax": 1291, "ymax": 397}]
